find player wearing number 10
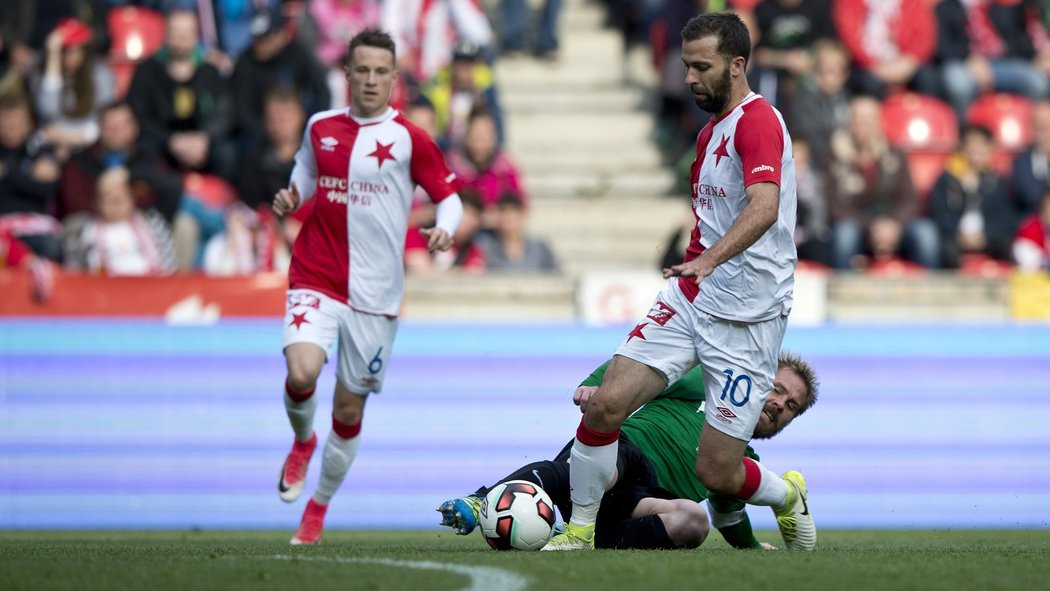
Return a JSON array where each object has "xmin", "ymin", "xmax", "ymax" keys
[
  {"xmin": 546, "ymin": 12, "xmax": 810, "ymax": 551},
  {"xmin": 270, "ymin": 28, "xmax": 464, "ymax": 545}
]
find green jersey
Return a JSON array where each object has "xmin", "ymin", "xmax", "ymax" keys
[{"xmin": 581, "ymin": 361, "xmax": 762, "ymax": 549}]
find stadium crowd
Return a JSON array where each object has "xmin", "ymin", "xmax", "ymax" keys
[{"xmin": 0, "ymin": 0, "xmax": 1048, "ymax": 288}]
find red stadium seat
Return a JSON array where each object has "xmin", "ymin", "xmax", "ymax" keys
[
  {"xmin": 108, "ymin": 6, "xmax": 165, "ymax": 64},
  {"xmin": 905, "ymin": 150, "xmax": 951, "ymax": 202},
  {"xmin": 184, "ymin": 173, "xmax": 237, "ymax": 210},
  {"xmin": 966, "ymin": 93, "xmax": 1033, "ymax": 152},
  {"xmin": 881, "ymin": 92, "xmax": 958, "ymax": 152}
]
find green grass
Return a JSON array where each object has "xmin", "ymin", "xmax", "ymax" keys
[{"xmin": 2, "ymin": 530, "xmax": 1049, "ymax": 591}]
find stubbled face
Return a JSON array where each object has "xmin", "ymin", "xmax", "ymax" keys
[
  {"xmin": 848, "ymin": 97, "xmax": 882, "ymax": 145},
  {"xmin": 752, "ymin": 367, "xmax": 808, "ymax": 440},
  {"xmin": 682, "ymin": 36, "xmax": 733, "ymax": 115},
  {"xmin": 814, "ymin": 50, "xmax": 848, "ymax": 95},
  {"xmin": 962, "ymin": 131, "xmax": 993, "ymax": 171},
  {"xmin": 100, "ymin": 107, "xmax": 138, "ymax": 152},
  {"xmin": 346, "ymin": 45, "xmax": 397, "ymax": 118},
  {"xmin": 165, "ymin": 12, "xmax": 199, "ymax": 60},
  {"xmin": 264, "ymin": 98, "xmax": 305, "ymax": 144},
  {"xmin": 0, "ymin": 106, "xmax": 32, "ymax": 149}
]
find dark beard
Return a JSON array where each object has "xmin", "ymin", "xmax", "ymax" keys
[{"xmin": 692, "ymin": 66, "xmax": 732, "ymax": 114}]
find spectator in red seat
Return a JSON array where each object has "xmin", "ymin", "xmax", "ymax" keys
[
  {"xmin": 31, "ymin": 18, "xmax": 114, "ymax": 160},
  {"xmin": 932, "ymin": 0, "xmax": 1050, "ymax": 122},
  {"xmin": 1012, "ymin": 189, "xmax": 1050, "ymax": 271},
  {"xmin": 405, "ymin": 189, "xmax": 486, "ymax": 274},
  {"xmin": 1012, "ymin": 100, "xmax": 1050, "ymax": 217},
  {"xmin": 125, "ymin": 9, "xmax": 236, "ymax": 179},
  {"xmin": 832, "ymin": 0, "xmax": 939, "ymax": 99},
  {"xmin": 447, "ymin": 107, "xmax": 525, "ymax": 228},
  {"xmin": 0, "ymin": 93, "xmax": 63, "ymax": 262},
  {"xmin": 826, "ymin": 96, "xmax": 940, "ymax": 269},
  {"xmin": 929, "ymin": 125, "xmax": 1019, "ymax": 268},
  {"xmin": 64, "ymin": 166, "xmax": 178, "ymax": 275},
  {"xmin": 310, "ymin": 0, "xmax": 383, "ymax": 69}
]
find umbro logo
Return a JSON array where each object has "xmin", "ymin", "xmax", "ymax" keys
[
  {"xmin": 716, "ymin": 406, "xmax": 736, "ymax": 419},
  {"xmin": 320, "ymin": 136, "xmax": 338, "ymax": 151}
]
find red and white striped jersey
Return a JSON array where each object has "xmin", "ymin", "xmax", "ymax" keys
[
  {"xmin": 679, "ymin": 93, "xmax": 797, "ymax": 322},
  {"xmin": 289, "ymin": 107, "xmax": 461, "ymax": 316}
]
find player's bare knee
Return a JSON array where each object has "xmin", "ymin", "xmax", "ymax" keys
[
  {"xmin": 663, "ymin": 502, "xmax": 709, "ymax": 548},
  {"xmin": 285, "ymin": 371, "xmax": 316, "ymax": 394},
  {"xmin": 332, "ymin": 401, "xmax": 362, "ymax": 426},
  {"xmin": 582, "ymin": 391, "xmax": 629, "ymax": 431}
]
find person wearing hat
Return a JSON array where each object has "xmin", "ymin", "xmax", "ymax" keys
[
  {"xmin": 420, "ymin": 39, "xmax": 504, "ymax": 150},
  {"xmin": 229, "ymin": 6, "xmax": 330, "ymax": 146},
  {"xmin": 31, "ymin": 17, "xmax": 115, "ymax": 160}
]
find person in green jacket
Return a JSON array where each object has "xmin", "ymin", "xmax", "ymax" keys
[{"xmin": 437, "ymin": 351, "xmax": 819, "ymax": 550}]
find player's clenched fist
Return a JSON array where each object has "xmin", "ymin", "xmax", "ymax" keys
[
  {"xmin": 273, "ymin": 182, "xmax": 301, "ymax": 217},
  {"xmin": 419, "ymin": 227, "xmax": 453, "ymax": 253}
]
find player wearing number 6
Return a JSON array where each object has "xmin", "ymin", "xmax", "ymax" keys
[
  {"xmin": 272, "ymin": 28, "xmax": 464, "ymax": 545},
  {"xmin": 545, "ymin": 12, "xmax": 808, "ymax": 551}
]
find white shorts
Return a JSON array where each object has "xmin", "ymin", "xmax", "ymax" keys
[
  {"xmin": 282, "ymin": 289, "xmax": 397, "ymax": 394},
  {"xmin": 614, "ymin": 281, "xmax": 787, "ymax": 440}
]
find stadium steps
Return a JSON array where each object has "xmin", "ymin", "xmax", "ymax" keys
[
  {"xmin": 494, "ymin": 0, "xmax": 675, "ymax": 262},
  {"xmin": 402, "ymin": 273, "xmax": 577, "ymax": 320},
  {"xmin": 827, "ymin": 273, "xmax": 1010, "ymax": 321}
]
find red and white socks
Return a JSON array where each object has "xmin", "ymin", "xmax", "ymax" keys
[
  {"xmin": 736, "ymin": 457, "xmax": 791, "ymax": 509},
  {"xmin": 313, "ymin": 414, "xmax": 362, "ymax": 505},
  {"xmin": 284, "ymin": 380, "xmax": 317, "ymax": 443},
  {"xmin": 567, "ymin": 421, "xmax": 620, "ymax": 528}
]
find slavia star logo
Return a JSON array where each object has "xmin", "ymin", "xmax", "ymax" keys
[
  {"xmin": 368, "ymin": 140, "xmax": 396, "ymax": 169},
  {"xmin": 289, "ymin": 311, "xmax": 310, "ymax": 330},
  {"xmin": 627, "ymin": 322, "xmax": 648, "ymax": 342},
  {"xmin": 712, "ymin": 134, "xmax": 730, "ymax": 166}
]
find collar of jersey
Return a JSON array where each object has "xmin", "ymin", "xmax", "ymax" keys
[
  {"xmin": 347, "ymin": 107, "xmax": 395, "ymax": 127},
  {"xmin": 712, "ymin": 92, "xmax": 757, "ymax": 124}
]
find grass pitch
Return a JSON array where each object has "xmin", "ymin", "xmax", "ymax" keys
[{"xmin": 3, "ymin": 530, "xmax": 1049, "ymax": 591}]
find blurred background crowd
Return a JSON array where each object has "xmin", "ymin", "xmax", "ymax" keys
[{"xmin": 0, "ymin": 0, "xmax": 1048, "ymax": 292}]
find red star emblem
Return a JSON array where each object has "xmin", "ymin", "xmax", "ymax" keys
[
  {"xmin": 289, "ymin": 311, "xmax": 310, "ymax": 330},
  {"xmin": 712, "ymin": 134, "xmax": 730, "ymax": 167},
  {"xmin": 627, "ymin": 322, "xmax": 648, "ymax": 342},
  {"xmin": 368, "ymin": 140, "xmax": 396, "ymax": 169}
]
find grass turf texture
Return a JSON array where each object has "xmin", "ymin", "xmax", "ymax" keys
[{"xmin": 3, "ymin": 530, "xmax": 1049, "ymax": 591}]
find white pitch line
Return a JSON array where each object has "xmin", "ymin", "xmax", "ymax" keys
[{"xmin": 263, "ymin": 555, "xmax": 529, "ymax": 591}]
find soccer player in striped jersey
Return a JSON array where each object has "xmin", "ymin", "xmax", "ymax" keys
[
  {"xmin": 271, "ymin": 28, "xmax": 464, "ymax": 545},
  {"xmin": 438, "ymin": 352, "xmax": 819, "ymax": 550}
]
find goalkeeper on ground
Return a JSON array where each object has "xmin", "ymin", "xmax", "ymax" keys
[{"xmin": 437, "ymin": 351, "xmax": 819, "ymax": 550}]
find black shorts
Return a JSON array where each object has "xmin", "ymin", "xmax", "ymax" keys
[{"xmin": 552, "ymin": 434, "xmax": 671, "ymax": 546}]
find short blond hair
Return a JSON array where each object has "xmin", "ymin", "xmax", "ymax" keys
[{"xmin": 778, "ymin": 351, "xmax": 819, "ymax": 416}]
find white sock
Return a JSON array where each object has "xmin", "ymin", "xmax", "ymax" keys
[
  {"xmin": 568, "ymin": 438, "xmax": 618, "ymax": 528},
  {"xmin": 739, "ymin": 458, "xmax": 789, "ymax": 508},
  {"xmin": 312, "ymin": 430, "xmax": 361, "ymax": 504},
  {"xmin": 284, "ymin": 392, "xmax": 317, "ymax": 442}
]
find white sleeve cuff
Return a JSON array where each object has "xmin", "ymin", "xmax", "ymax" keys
[{"xmin": 434, "ymin": 194, "xmax": 463, "ymax": 236}]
